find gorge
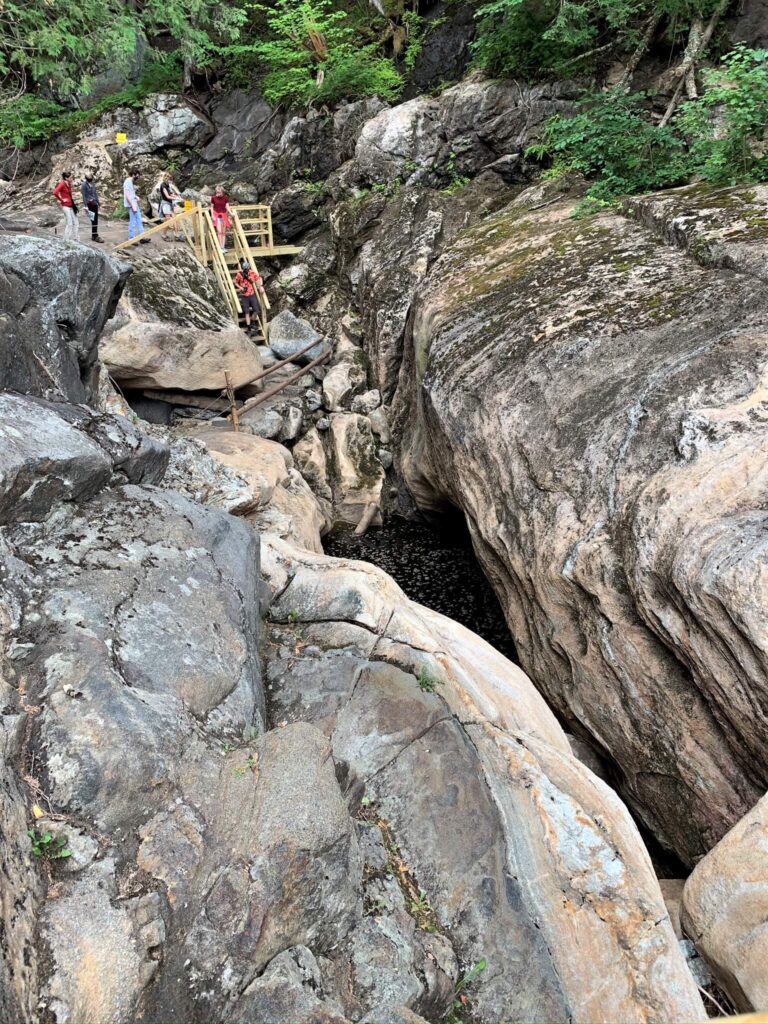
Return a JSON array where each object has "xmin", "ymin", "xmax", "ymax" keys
[{"xmin": 1, "ymin": 3, "xmax": 768, "ymax": 1022}]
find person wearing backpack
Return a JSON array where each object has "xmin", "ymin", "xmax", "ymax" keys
[
  {"xmin": 159, "ymin": 172, "xmax": 182, "ymax": 241},
  {"xmin": 80, "ymin": 175, "xmax": 104, "ymax": 243},
  {"xmin": 123, "ymin": 168, "xmax": 150, "ymax": 244},
  {"xmin": 53, "ymin": 171, "xmax": 79, "ymax": 241},
  {"xmin": 234, "ymin": 259, "xmax": 264, "ymax": 333}
]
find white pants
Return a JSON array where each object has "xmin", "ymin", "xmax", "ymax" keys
[{"xmin": 62, "ymin": 206, "xmax": 79, "ymax": 241}]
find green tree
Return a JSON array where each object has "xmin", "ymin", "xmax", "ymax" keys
[
  {"xmin": 0, "ymin": 0, "xmax": 138, "ymax": 97},
  {"xmin": 231, "ymin": 0, "xmax": 402, "ymax": 106}
]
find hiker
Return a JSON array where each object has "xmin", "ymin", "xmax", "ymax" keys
[
  {"xmin": 123, "ymin": 168, "xmax": 150, "ymax": 244},
  {"xmin": 210, "ymin": 184, "xmax": 232, "ymax": 251},
  {"xmin": 234, "ymin": 259, "xmax": 263, "ymax": 333},
  {"xmin": 80, "ymin": 175, "xmax": 104, "ymax": 243},
  {"xmin": 53, "ymin": 171, "xmax": 79, "ymax": 241},
  {"xmin": 159, "ymin": 172, "xmax": 182, "ymax": 241}
]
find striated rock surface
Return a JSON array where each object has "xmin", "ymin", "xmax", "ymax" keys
[
  {"xmin": 396, "ymin": 183, "xmax": 768, "ymax": 864},
  {"xmin": 261, "ymin": 537, "xmax": 706, "ymax": 1024},
  {"xmin": 682, "ymin": 792, "xmax": 768, "ymax": 1012}
]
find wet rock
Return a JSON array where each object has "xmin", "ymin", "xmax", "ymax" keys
[
  {"xmin": 398, "ymin": 186, "xmax": 768, "ymax": 864},
  {"xmin": 269, "ymin": 309, "xmax": 328, "ymax": 363},
  {"xmin": 682, "ymin": 792, "xmax": 768, "ymax": 1011},
  {"xmin": 204, "ymin": 89, "xmax": 279, "ymax": 164},
  {"xmin": 0, "ymin": 235, "xmax": 128, "ymax": 404},
  {"xmin": 271, "ymin": 182, "xmax": 322, "ymax": 241}
]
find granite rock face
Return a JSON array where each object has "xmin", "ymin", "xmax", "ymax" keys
[
  {"xmin": 682, "ymin": 793, "xmax": 768, "ymax": 1012},
  {"xmin": 395, "ymin": 183, "xmax": 768, "ymax": 865},
  {"xmin": 0, "ymin": 235, "xmax": 128, "ymax": 403},
  {"xmin": 260, "ymin": 536, "xmax": 706, "ymax": 1024}
]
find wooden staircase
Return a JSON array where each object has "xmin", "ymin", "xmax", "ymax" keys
[{"xmin": 114, "ymin": 202, "xmax": 302, "ymax": 344}]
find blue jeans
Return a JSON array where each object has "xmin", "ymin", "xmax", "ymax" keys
[{"xmin": 128, "ymin": 208, "xmax": 144, "ymax": 239}]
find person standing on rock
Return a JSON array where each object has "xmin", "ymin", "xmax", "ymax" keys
[
  {"xmin": 234, "ymin": 259, "xmax": 263, "ymax": 333},
  {"xmin": 159, "ymin": 172, "xmax": 182, "ymax": 242},
  {"xmin": 123, "ymin": 168, "xmax": 150, "ymax": 244},
  {"xmin": 53, "ymin": 171, "xmax": 79, "ymax": 241},
  {"xmin": 80, "ymin": 175, "xmax": 104, "ymax": 243},
  {"xmin": 210, "ymin": 184, "xmax": 232, "ymax": 251}
]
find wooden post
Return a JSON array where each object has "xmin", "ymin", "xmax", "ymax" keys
[
  {"xmin": 199, "ymin": 205, "xmax": 207, "ymax": 268},
  {"xmin": 224, "ymin": 371, "xmax": 240, "ymax": 432}
]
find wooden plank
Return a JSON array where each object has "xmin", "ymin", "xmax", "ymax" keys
[{"xmin": 113, "ymin": 207, "xmax": 196, "ymax": 250}]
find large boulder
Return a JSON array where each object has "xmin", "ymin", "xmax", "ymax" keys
[
  {"xmin": 142, "ymin": 93, "xmax": 211, "ymax": 148},
  {"xmin": 269, "ymin": 308, "xmax": 328, "ymax": 363},
  {"xmin": 354, "ymin": 78, "xmax": 573, "ymax": 187},
  {"xmin": 396, "ymin": 183, "xmax": 768, "ymax": 865},
  {"xmin": 325, "ymin": 413, "xmax": 385, "ymax": 525},
  {"xmin": 261, "ymin": 537, "xmax": 706, "ymax": 1024},
  {"xmin": 0, "ymin": 235, "xmax": 128, "ymax": 403},
  {"xmin": 682, "ymin": 793, "xmax": 768, "ymax": 1011},
  {"xmin": 100, "ymin": 319, "xmax": 262, "ymax": 391}
]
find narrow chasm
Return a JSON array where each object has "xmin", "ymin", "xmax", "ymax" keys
[{"xmin": 324, "ymin": 512, "xmax": 518, "ymax": 664}]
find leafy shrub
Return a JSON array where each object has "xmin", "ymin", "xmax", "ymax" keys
[
  {"xmin": 527, "ymin": 47, "xmax": 768, "ymax": 208},
  {"xmin": 470, "ymin": 0, "xmax": 726, "ymax": 78},
  {"xmin": 230, "ymin": 0, "xmax": 402, "ymax": 107},
  {"xmin": 676, "ymin": 44, "xmax": 768, "ymax": 184},
  {"xmin": 528, "ymin": 89, "xmax": 688, "ymax": 205}
]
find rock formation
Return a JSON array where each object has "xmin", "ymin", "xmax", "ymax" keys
[
  {"xmin": 392, "ymin": 183, "xmax": 768, "ymax": 866},
  {"xmin": 0, "ymin": 234, "xmax": 708, "ymax": 1023}
]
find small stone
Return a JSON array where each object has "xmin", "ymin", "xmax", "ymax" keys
[
  {"xmin": 367, "ymin": 407, "xmax": 391, "ymax": 444},
  {"xmin": 352, "ymin": 389, "xmax": 382, "ymax": 415},
  {"xmin": 280, "ymin": 406, "xmax": 304, "ymax": 443},
  {"xmin": 305, "ymin": 390, "xmax": 322, "ymax": 412},
  {"xmin": 316, "ymin": 418, "xmax": 330, "ymax": 431},
  {"xmin": 378, "ymin": 449, "xmax": 393, "ymax": 469}
]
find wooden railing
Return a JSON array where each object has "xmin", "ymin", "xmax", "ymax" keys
[{"xmin": 113, "ymin": 202, "xmax": 302, "ymax": 343}]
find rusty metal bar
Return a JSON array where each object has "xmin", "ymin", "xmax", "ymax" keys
[
  {"xmin": 233, "ymin": 349, "xmax": 331, "ymax": 421},
  {"xmin": 240, "ymin": 338, "xmax": 330, "ymax": 390}
]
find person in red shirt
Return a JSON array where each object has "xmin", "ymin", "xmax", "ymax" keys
[
  {"xmin": 234, "ymin": 259, "xmax": 264, "ymax": 332},
  {"xmin": 53, "ymin": 171, "xmax": 79, "ymax": 241},
  {"xmin": 210, "ymin": 184, "xmax": 232, "ymax": 251}
]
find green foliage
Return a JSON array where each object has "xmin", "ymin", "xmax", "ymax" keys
[
  {"xmin": 229, "ymin": 0, "xmax": 402, "ymax": 107},
  {"xmin": 417, "ymin": 666, "xmax": 443, "ymax": 692},
  {"xmin": 529, "ymin": 89, "xmax": 687, "ymax": 206},
  {"xmin": 446, "ymin": 958, "xmax": 487, "ymax": 1024},
  {"xmin": 527, "ymin": 47, "xmax": 768, "ymax": 208},
  {"xmin": 470, "ymin": 0, "xmax": 724, "ymax": 78},
  {"xmin": 676, "ymin": 44, "xmax": 768, "ymax": 183},
  {"xmin": 0, "ymin": 58, "xmax": 182, "ymax": 148},
  {"xmin": 28, "ymin": 829, "xmax": 71, "ymax": 861},
  {"xmin": 0, "ymin": 0, "xmax": 139, "ymax": 98}
]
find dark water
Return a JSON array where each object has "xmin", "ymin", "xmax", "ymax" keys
[{"xmin": 324, "ymin": 515, "xmax": 517, "ymax": 662}]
